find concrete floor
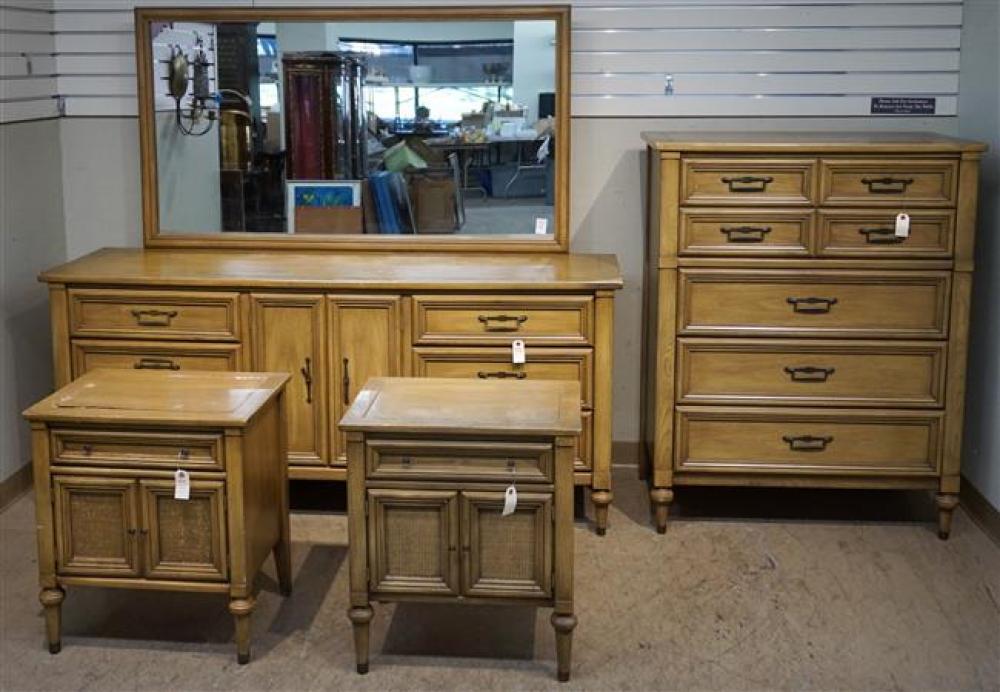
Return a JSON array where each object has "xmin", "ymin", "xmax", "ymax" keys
[{"xmin": 2, "ymin": 469, "xmax": 998, "ymax": 691}]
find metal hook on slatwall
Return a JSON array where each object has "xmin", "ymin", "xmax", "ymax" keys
[{"xmin": 664, "ymin": 74, "xmax": 674, "ymax": 96}]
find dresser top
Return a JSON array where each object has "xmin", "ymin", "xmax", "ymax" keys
[
  {"xmin": 641, "ymin": 131, "xmax": 987, "ymax": 154},
  {"xmin": 340, "ymin": 377, "xmax": 583, "ymax": 437},
  {"xmin": 24, "ymin": 370, "xmax": 290, "ymax": 427},
  {"xmin": 40, "ymin": 248, "xmax": 623, "ymax": 291}
]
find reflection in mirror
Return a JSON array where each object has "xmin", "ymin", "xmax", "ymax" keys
[{"xmin": 152, "ymin": 19, "xmax": 558, "ymax": 238}]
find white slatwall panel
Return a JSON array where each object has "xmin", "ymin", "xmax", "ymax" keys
[{"xmin": 1, "ymin": 0, "xmax": 963, "ymax": 122}]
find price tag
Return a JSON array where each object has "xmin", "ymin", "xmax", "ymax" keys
[
  {"xmin": 511, "ymin": 339, "xmax": 526, "ymax": 365},
  {"xmin": 174, "ymin": 469, "xmax": 190, "ymax": 501},
  {"xmin": 895, "ymin": 212, "xmax": 910, "ymax": 238},
  {"xmin": 502, "ymin": 484, "xmax": 518, "ymax": 516},
  {"xmin": 534, "ymin": 217, "xmax": 548, "ymax": 235}
]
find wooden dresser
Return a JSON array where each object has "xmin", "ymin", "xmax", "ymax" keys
[
  {"xmin": 23, "ymin": 369, "xmax": 291, "ymax": 663},
  {"xmin": 40, "ymin": 250, "xmax": 623, "ymax": 533},
  {"xmin": 640, "ymin": 132, "xmax": 986, "ymax": 537},
  {"xmin": 340, "ymin": 377, "xmax": 580, "ymax": 681}
]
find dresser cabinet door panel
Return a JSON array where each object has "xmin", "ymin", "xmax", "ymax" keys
[
  {"xmin": 68, "ymin": 289, "xmax": 240, "ymax": 341},
  {"xmin": 71, "ymin": 339, "xmax": 241, "ymax": 378},
  {"xmin": 52, "ymin": 475, "xmax": 140, "ymax": 577},
  {"xmin": 138, "ymin": 479, "xmax": 228, "ymax": 581},
  {"xmin": 329, "ymin": 296, "xmax": 401, "ymax": 464},
  {"xmin": 677, "ymin": 339, "xmax": 946, "ymax": 408},
  {"xmin": 816, "ymin": 210, "xmax": 954, "ymax": 258},
  {"xmin": 678, "ymin": 270, "xmax": 950, "ymax": 339},
  {"xmin": 251, "ymin": 295, "xmax": 328, "ymax": 466},
  {"xmin": 676, "ymin": 408, "xmax": 942, "ymax": 476},
  {"xmin": 368, "ymin": 489, "xmax": 459, "ymax": 596},
  {"xmin": 681, "ymin": 158, "xmax": 816, "ymax": 206},
  {"xmin": 678, "ymin": 208, "xmax": 812, "ymax": 256},
  {"xmin": 461, "ymin": 491, "xmax": 552, "ymax": 599},
  {"xmin": 819, "ymin": 159, "xmax": 958, "ymax": 207}
]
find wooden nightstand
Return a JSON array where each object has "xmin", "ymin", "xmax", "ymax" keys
[
  {"xmin": 23, "ymin": 369, "xmax": 292, "ymax": 663},
  {"xmin": 339, "ymin": 377, "xmax": 581, "ymax": 681}
]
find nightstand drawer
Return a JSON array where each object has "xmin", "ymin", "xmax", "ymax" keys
[
  {"xmin": 412, "ymin": 295, "xmax": 592, "ymax": 346},
  {"xmin": 677, "ymin": 338, "xmax": 946, "ymax": 408},
  {"xmin": 819, "ymin": 159, "xmax": 958, "ymax": 207},
  {"xmin": 51, "ymin": 429, "xmax": 224, "ymax": 471},
  {"xmin": 366, "ymin": 439, "xmax": 553, "ymax": 483},
  {"xmin": 678, "ymin": 208, "xmax": 812, "ymax": 256},
  {"xmin": 71, "ymin": 340, "xmax": 241, "ymax": 377},
  {"xmin": 676, "ymin": 407, "xmax": 942, "ymax": 476},
  {"xmin": 69, "ymin": 289, "xmax": 240, "ymax": 341},
  {"xmin": 678, "ymin": 270, "xmax": 950, "ymax": 339},
  {"xmin": 681, "ymin": 158, "xmax": 815, "ymax": 206},
  {"xmin": 816, "ymin": 210, "xmax": 953, "ymax": 258}
]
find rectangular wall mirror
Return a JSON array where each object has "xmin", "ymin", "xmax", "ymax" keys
[{"xmin": 136, "ymin": 7, "xmax": 570, "ymax": 251}]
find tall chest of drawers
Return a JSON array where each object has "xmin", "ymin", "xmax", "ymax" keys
[{"xmin": 640, "ymin": 132, "xmax": 986, "ymax": 537}]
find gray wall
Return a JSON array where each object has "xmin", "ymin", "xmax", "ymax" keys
[{"xmin": 959, "ymin": 0, "xmax": 1000, "ymax": 508}]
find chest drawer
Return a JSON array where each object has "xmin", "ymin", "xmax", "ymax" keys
[
  {"xmin": 819, "ymin": 159, "xmax": 958, "ymax": 207},
  {"xmin": 816, "ymin": 210, "xmax": 953, "ymax": 258},
  {"xmin": 678, "ymin": 270, "xmax": 950, "ymax": 339},
  {"xmin": 50, "ymin": 429, "xmax": 224, "ymax": 471},
  {"xmin": 679, "ymin": 209, "xmax": 812, "ymax": 256},
  {"xmin": 366, "ymin": 439, "xmax": 553, "ymax": 483},
  {"xmin": 69, "ymin": 289, "xmax": 240, "ymax": 341},
  {"xmin": 71, "ymin": 340, "xmax": 241, "ymax": 377},
  {"xmin": 681, "ymin": 158, "xmax": 815, "ymax": 206},
  {"xmin": 676, "ymin": 407, "xmax": 942, "ymax": 477},
  {"xmin": 677, "ymin": 338, "xmax": 945, "ymax": 408},
  {"xmin": 412, "ymin": 295, "xmax": 592, "ymax": 346}
]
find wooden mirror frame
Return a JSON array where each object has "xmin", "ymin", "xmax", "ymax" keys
[{"xmin": 136, "ymin": 5, "xmax": 571, "ymax": 252}]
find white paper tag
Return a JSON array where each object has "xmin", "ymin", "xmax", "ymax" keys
[
  {"xmin": 895, "ymin": 212, "xmax": 910, "ymax": 238},
  {"xmin": 511, "ymin": 339, "xmax": 526, "ymax": 365},
  {"xmin": 534, "ymin": 217, "xmax": 548, "ymax": 235},
  {"xmin": 174, "ymin": 469, "xmax": 190, "ymax": 501},
  {"xmin": 502, "ymin": 484, "xmax": 517, "ymax": 516}
]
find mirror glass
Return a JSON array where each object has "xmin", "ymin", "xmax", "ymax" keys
[{"xmin": 149, "ymin": 18, "xmax": 559, "ymax": 239}]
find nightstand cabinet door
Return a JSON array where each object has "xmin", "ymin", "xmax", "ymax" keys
[
  {"xmin": 52, "ymin": 475, "xmax": 140, "ymax": 577},
  {"xmin": 138, "ymin": 479, "xmax": 228, "ymax": 581},
  {"xmin": 461, "ymin": 491, "xmax": 552, "ymax": 599},
  {"xmin": 368, "ymin": 489, "xmax": 459, "ymax": 596}
]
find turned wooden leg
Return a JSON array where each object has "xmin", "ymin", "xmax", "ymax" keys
[
  {"xmin": 650, "ymin": 488, "xmax": 674, "ymax": 534},
  {"xmin": 229, "ymin": 597, "xmax": 256, "ymax": 664},
  {"xmin": 591, "ymin": 490, "xmax": 612, "ymax": 536},
  {"xmin": 551, "ymin": 612, "xmax": 577, "ymax": 682},
  {"xmin": 936, "ymin": 493, "xmax": 959, "ymax": 540},
  {"xmin": 348, "ymin": 605, "xmax": 374, "ymax": 674},
  {"xmin": 39, "ymin": 587, "xmax": 65, "ymax": 654}
]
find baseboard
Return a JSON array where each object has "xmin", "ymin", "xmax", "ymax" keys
[
  {"xmin": 961, "ymin": 475, "xmax": 1000, "ymax": 548},
  {"xmin": 0, "ymin": 463, "xmax": 33, "ymax": 512},
  {"xmin": 612, "ymin": 440, "xmax": 640, "ymax": 467}
]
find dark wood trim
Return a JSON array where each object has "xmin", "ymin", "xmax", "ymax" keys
[
  {"xmin": 960, "ymin": 475, "xmax": 1000, "ymax": 548},
  {"xmin": 0, "ymin": 462, "xmax": 33, "ymax": 512}
]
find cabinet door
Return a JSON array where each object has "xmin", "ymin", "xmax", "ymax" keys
[
  {"xmin": 329, "ymin": 296, "xmax": 402, "ymax": 463},
  {"xmin": 461, "ymin": 491, "xmax": 552, "ymax": 599},
  {"xmin": 138, "ymin": 479, "xmax": 228, "ymax": 581},
  {"xmin": 251, "ymin": 294, "xmax": 328, "ymax": 465},
  {"xmin": 52, "ymin": 476, "xmax": 140, "ymax": 577},
  {"xmin": 368, "ymin": 489, "xmax": 459, "ymax": 596}
]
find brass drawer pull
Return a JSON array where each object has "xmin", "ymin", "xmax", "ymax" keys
[
  {"xmin": 783, "ymin": 366, "xmax": 835, "ymax": 382},
  {"xmin": 477, "ymin": 314, "xmax": 528, "ymax": 332},
  {"xmin": 720, "ymin": 175, "xmax": 774, "ymax": 192},
  {"xmin": 861, "ymin": 176, "xmax": 914, "ymax": 194},
  {"xmin": 130, "ymin": 309, "xmax": 178, "ymax": 326},
  {"xmin": 782, "ymin": 434, "xmax": 833, "ymax": 451},
  {"xmin": 720, "ymin": 226, "xmax": 772, "ymax": 243},
  {"xmin": 401, "ymin": 457, "xmax": 412, "ymax": 467},
  {"xmin": 81, "ymin": 444, "xmax": 92, "ymax": 456},
  {"xmin": 859, "ymin": 227, "xmax": 905, "ymax": 244},
  {"xmin": 787, "ymin": 296, "xmax": 838, "ymax": 314},
  {"xmin": 477, "ymin": 370, "xmax": 527, "ymax": 380},
  {"xmin": 300, "ymin": 357, "xmax": 313, "ymax": 404},
  {"xmin": 178, "ymin": 448, "xmax": 190, "ymax": 460},
  {"xmin": 342, "ymin": 357, "xmax": 351, "ymax": 406},
  {"xmin": 134, "ymin": 357, "xmax": 180, "ymax": 371}
]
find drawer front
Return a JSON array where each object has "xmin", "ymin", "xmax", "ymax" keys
[
  {"xmin": 412, "ymin": 347, "xmax": 593, "ymax": 407},
  {"xmin": 51, "ymin": 429, "xmax": 224, "ymax": 471},
  {"xmin": 679, "ymin": 208, "xmax": 812, "ymax": 256},
  {"xmin": 367, "ymin": 439, "xmax": 553, "ymax": 483},
  {"xmin": 412, "ymin": 295, "xmax": 592, "ymax": 346},
  {"xmin": 69, "ymin": 289, "xmax": 240, "ymax": 341},
  {"xmin": 676, "ymin": 408, "xmax": 942, "ymax": 476},
  {"xmin": 678, "ymin": 270, "xmax": 950, "ymax": 339},
  {"xmin": 819, "ymin": 159, "xmax": 958, "ymax": 207},
  {"xmin": 816, "ymin": 210, "xmax": 954, "ymax": 258},
  {"xmin": 71, "ymin": 339, "xmax": 241, "ymax": 377},
  {"xmin": 681, "ymin": 158, "xmax": 815, "ymax": 206},
  {"xmin": 677, "ymin": 339, "xmax": 946, "ymax": 408}
]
